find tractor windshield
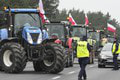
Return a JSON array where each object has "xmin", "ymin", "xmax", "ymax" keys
[
  {"xmin": 87, "ymin": 32, "xmax": 100, "ymax": 41},
  {"xmin": 0, "ymin": 11, "xmax": 7, "ymax": 27},
  {"xmin": 71, "ymin": 27, "xmax": 86, "ymax": 38},
  {"xmin": 14, "ymin": 13, "xmax": 41, "ymax": 33},
  {"xmin": 107, "ymin": 37, "xmax": 114, "ymax": 42},
  {"xmin": 45, "ymin": 24, "xmax": 65, "ymax": 40}
]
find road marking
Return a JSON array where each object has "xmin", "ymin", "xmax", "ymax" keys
[
  {"xmin": 52, "ymin": 76, "xmax": 61, "ymax": 80},
  {"xmin": 68, "ymin": 71, "xmax": 75, "ymax": 74},
  {"xmin": 89, "ymin": 64, "xmax": 98, "ymax": 68},
  {"xmin": 89, "ymin": 65, "xmax": 94, "ymax": 68}
]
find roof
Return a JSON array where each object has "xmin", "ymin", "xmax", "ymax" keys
[
  {"xmin": 71, "ymin": 24, "xmax": 86, "ymax": 28},
  {"xmin": 5, "ymin": 8, "xmax": 39, "ymax": 13},
  {"xmin": 71, "ymin": 25, "xmax": 85, "ymax": 28}
]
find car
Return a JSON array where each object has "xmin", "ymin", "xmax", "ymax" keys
[{"xmin": 98, "ymin": 43, "xmax": 120, "ymax": 68}]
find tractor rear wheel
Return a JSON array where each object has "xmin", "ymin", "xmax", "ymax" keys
[
  {"xmin": 41, "ymin": 43, "xmax": 65, "ymax": 74},
  {"xmin": 0, "ymin": 42, "xmax": 27, "ymax": 73}
]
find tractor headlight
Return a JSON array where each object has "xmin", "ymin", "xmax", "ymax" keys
[
  {"xmin": 37, "ymin": 33, "xmax": 42, "ymax": 44},
  {"xmin": 27, "ymin": 33, "xmax": 33, "ymax": 44}
]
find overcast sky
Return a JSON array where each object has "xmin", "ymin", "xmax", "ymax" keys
[{"xmin": 58, "ymin": 0, "xmax": 120, "ymax": 23}]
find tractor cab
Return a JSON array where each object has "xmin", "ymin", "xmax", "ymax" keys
[
  {"xmin": 87, "ymin": 29, "xmax": 105, "ymax": 45},
  {"xmin": 4, "ymin": 8, "xmax": 42, "ymax": 38},
  {"xmin": 87, "ymin": 29, "xmax": 105, "ymax": 55},
  {"xmin": 70, "ymin": 25, "xmax": 87, "ymax": 42},
  {"xmin": 45, "ymin": 21, "xmax": 70, "ymax": 46},
  {"xmin": 107, "ymin": 35, "xmax": 114, "ymax": 43},
  {"xmin": 87, "ymin": 30, "xmax": 101, "ymax": 50},
  {"xmin": 0, "ymin": 8, "xmax": 44, "ymax": 60}
]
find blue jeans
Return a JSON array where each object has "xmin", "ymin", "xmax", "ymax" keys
[
  {"xmin": 78, "ymin": 57, "xmax": 89, "ymax": 79},
  {"xmin": 113, "ymin": 54, "xmax": 119, "ymax": 69}
]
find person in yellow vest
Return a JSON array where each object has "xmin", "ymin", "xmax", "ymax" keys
[
  {"xmin": 87, "ymin": 38, "xmax": 93, "ymax": 46},
  {"xmin": 76, "ymin": 36, "xmax": 91, "ymax": 80},
  {"xmin": 112, "ymin": 38, "xmax": 120, "ymax": 70}
]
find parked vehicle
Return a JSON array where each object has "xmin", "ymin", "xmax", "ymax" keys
[{"xmin": 98, "ymin": 43, "xmax": 120, "ymax": 68}]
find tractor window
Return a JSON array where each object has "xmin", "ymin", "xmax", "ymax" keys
[
  {"xmin": 87, "ymin": 32, "xmax": 100, "ymax": 41},
  {"xmin": 0, "ymin": 11, "xmax": 7, "ymax": 28},
  {"xmin": 71, "ymin": 27, "xmax": 86, "ymax": 38},
  {"xmin": 14, "ymin": 13, "xmax": 41, "ymax": 33},
  {"xmin": 45, "ymin": 24, "xmax": 65, "ymax": 40}
]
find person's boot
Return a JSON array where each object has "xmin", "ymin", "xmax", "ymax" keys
[
  {"xmin": 78, "ymin": 77, "xmax": 82, "ymax": 80},
  {"xmin": 83, "ymin": 77, "xmax": 87, "ymax": 80}
]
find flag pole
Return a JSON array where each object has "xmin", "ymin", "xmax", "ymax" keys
[{"xmin": 114, "ymin": 31, "xmax": 116, "ymax": 38}]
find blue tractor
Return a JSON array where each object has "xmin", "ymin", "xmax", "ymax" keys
[{"xmin": 0, "ymin": 8, "xmax": 65, "ymax": 73}]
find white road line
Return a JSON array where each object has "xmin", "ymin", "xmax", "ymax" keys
[
  {"xmin": 68, "ymin": 71, "xmax": 75, "ymax": 74},
  {"xmin": 89, "ymin": 65, "xmax": 94, "ymax": 68},
  {"xmin": 52, "ymin": 76, "xmax": 61, "ymax": 80},
  {"xmin": 89, "ymin": 64, "xmax": 98, "ymax": 68}
]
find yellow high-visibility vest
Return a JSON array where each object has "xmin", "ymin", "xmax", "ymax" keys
[
  {"xmin": 77, "ymin": 41, "xmax": 90, "ymax": 58},
  {"xmin": 93, "ymin": 40, "xmax": 96, "ymax": 44},
  {"xmin": 87, "ymin": 39, "xmax": 93, "ymax": 46},
  {"xmin": 112, "ymin": 43, "xmax": 120, "ymax": 54}
]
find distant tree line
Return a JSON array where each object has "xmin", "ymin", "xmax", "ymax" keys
[
  {"xmin": 52, "ymin": 8, "xmax": 120, "ymax": 38},
  {"xmin": 0, "ymin": 0, "xmax": 120, "ymax": 37}
]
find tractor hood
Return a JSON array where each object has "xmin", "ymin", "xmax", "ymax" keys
[{"xmin": 22, "ymin": 25, "xmax": 42, "ymax": 45}]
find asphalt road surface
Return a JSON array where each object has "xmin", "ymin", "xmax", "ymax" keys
[{"xmin": 0, "ymin": 59, "xmax": 120, "ymax": 80}]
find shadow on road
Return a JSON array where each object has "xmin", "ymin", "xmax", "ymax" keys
[{"xmin": 19, "ymin": 70, "xmax": 63, "ymax": 75}]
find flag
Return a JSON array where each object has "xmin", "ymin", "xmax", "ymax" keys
[
  {"xmin": 68, "ymin": 13, "xmax": 77, "ymax": 26},
  {"xmin": 39, "ymin": 0, "xmax": 45, "ymax": 23},
  {"xmin": 107, "ymin": 23, "xmax": 116, "ymax": 32},
  {"xmin": 44, "ymin": 15, "xmax": 50, "ymax": 23},
  {"xmin": 85, "ymin": 14, "xmax": 89, "ymax": 26}
]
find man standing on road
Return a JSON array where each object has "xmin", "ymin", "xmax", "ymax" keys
[
  {"xmin": 76, "ymin": 36, "xmax": 91, "ymax": 80},
  {"xmin": 112, "ymin": 38, "xmax": 120, "ymax": 70}
]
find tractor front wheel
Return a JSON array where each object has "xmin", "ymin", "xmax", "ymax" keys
[{"xmin": 0, "ymin": 42, "xmax": 27, "ymax": 73}]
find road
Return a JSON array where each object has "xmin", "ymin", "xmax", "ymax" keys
[{"xmin": 0, "ymin": 59, "xmax": 120, "ymax": 80}]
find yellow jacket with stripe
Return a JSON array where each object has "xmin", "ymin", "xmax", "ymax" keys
[
  {"xmin": 77, "ymin": 41, "xmax": 90, "ymax": 58},
  {"xmin": 112, "ymin": 43, "xmax": 120, "ymax": 54}
]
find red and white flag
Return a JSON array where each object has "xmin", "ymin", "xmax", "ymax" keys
[
  {"xmin": 68, "ymin": 13, "xmax": 77, "ymax": 26},
  {"xmin": 39, "ymin": 0, "xmax": 45, "ymax": 23},
  {"xmin": 44, "ymin": 15, "xmax": 50, "ymax": 23},
  {"xmin": 107, "ymin": 23, "xmax": 116, "ymax": 32},
  {"xmin": 85, "ymin": 14, "xmax": 89, "ymax": 26}
]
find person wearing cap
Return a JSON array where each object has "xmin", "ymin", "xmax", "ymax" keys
[
  {"xmin": 112, "ymin": 38, "xmax": 120, "ymax": 70},
  {"xmin": 76, "ymin": 36, "xmax": 91, "ymax": 80}
]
